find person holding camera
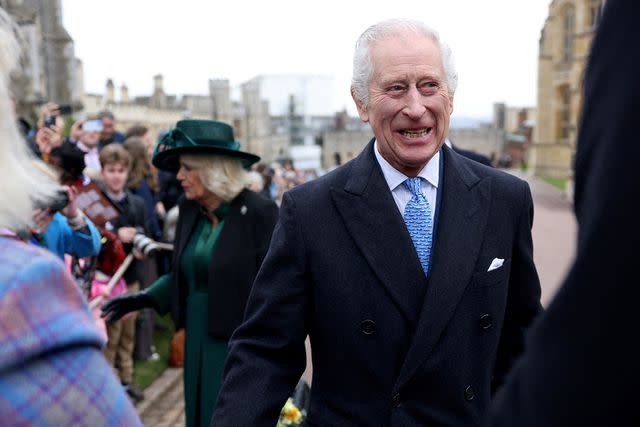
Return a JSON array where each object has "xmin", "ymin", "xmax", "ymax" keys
[
  {"xmin": 26, "ymin": 102, "xmax": 65, "ymax": 160},
  {"xmin": 101, "ymin": 120, "xmax": 279, "ymax": 427},
  {"xmin": 26, "ymin": 140, "xmax": 102, "ymax": 262},
  {"xmin": 98, "ymin": 143, "xmax": 149, "ymax": 403},
  {"xmin": 31, "ymin": 182, "xmax": 101, "ymax": 261}
]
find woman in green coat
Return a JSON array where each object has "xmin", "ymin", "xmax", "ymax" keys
[{"xmin": 102, "ymin": 120, "xmax": 279, "ymax": 427}]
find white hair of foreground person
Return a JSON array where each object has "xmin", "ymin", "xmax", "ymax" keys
[
  {"xmin": 0, "ymin": 9, "xmax": 59, "ymax": 229},
  {"xmin": 180, "ymin": 154, "xmax": 250, "ymax": 202}
]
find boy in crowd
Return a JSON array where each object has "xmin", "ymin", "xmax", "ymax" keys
[{"xmin": 98, "ymin": 144, "xmax": 148, "ymax": 403}]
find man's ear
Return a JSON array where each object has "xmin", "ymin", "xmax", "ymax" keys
[{"xmin": 351, "ymin": 87, "xmax": 369, "ymax": 123}]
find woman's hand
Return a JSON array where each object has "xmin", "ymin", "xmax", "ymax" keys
[{"xmin": 100, "ymin": 291, "xmax": 157, "ymax": 323}]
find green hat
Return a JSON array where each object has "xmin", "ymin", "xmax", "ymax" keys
[{"xmin": 152, "ymin": 119, "xmax": 260, "ymax": 172}]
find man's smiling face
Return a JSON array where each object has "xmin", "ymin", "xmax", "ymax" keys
[{"xmin": 354, "ymin": 31, "xmax": 454, "ymax": 176}]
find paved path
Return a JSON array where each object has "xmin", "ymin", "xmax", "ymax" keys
[
  {"xmin": 136, "ymin": 171, "xmax": 577, "ymax": 425},
  {"xmin": 137, "ymin": 368, "xmax": 185, "ymax": 427},
  {"xmin": 507, "ymin": 170, "xmax": 577, "ymax": 306}
]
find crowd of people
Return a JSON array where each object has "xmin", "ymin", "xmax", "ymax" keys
[
  {"xmin": 1, "ymin": 1, "xmax": 638, "ymax": 426},
  {"xmin": 15, "ymin": 101, "xmax": 310, "ymax": 403}
]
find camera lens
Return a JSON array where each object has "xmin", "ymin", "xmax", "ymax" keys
[
  {"xmin": 133, "ymin": 233, "xmax": 159, "ymax": 256},
  {"xmin": 44, "ymin": 115, "xmax": 57, "ymax": 128}
]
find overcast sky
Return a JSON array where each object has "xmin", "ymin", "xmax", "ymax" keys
[{"xmin": 61, "ymin": 0, "xmax": 551, "ymax": 120}]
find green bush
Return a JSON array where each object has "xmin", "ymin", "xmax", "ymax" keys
[{"xmin": 542, "ymin": 176, "xmax": 567, "ymax": 191}]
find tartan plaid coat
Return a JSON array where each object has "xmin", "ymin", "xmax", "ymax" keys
[{"xmin": 0, "ymin": 236, "xmax": 142, "ymax": 426}]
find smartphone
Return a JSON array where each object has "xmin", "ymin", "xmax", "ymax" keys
[
  {"xmin": 83, "ymin": 119, "xmax": 103, "ymax": 133},
  {"xmin": 57, "ymin": 104, "xmax": 73, "ymax": 115}
]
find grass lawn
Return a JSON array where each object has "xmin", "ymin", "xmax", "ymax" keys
[
  {"xmin": 543, "ymin": 176, "xmax": 567, "ymax": 191},
  {"xmin": 133, "ymin": 313, "xmax": 176, "ymax": 390}
]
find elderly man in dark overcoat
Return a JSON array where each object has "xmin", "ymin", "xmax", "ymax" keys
[{"xmin": 212, "ymin": 18, "xmax": 542, "ymax": 427}]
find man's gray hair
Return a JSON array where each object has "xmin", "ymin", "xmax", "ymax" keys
[
  {"xmin": 0, "ymin": 9, "xmax": 60, "ymax": 228},
  {"xmin": 351, "ymin": 18, "xmax": 458, "ymax": 105}
]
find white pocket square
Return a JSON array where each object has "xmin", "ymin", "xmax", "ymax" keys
[{"xmin": 487, "ymin": 258, "xmax": 504, "ymax": 272}]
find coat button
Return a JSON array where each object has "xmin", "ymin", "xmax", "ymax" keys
[
  {"xmin": 392, "ymin": 392, "xmax": 401, "ymax": 408},
  {"xmin": 464, "ymin": 385, "xmax": 475, "ymax": 401},
  {"xmin": 479, "ymin": 314, "xmax": 493, "ymax": 330},
  {"xmin": 361, "ymin": 319, "xmax": 376, "ymax": 335}
]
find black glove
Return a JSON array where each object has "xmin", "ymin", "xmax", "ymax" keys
[{"xmin": 101, "ymin": 290, "xmax": 158, "ymax": 324}]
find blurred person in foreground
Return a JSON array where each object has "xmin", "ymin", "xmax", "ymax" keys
[
  {"xmin": 102, "ymin": 120, "xmax": 279, "ymax": 427},
  {"xmin": 0, "ymin": 9, "xmax": 142, "ymax": 426},
  {"xmin": 486, "ymin": 1, "xmax": 640, "ymax": 426},
  {"xmin": 212, "ymin": 18, "xmax": 541, "ymax": 426}
]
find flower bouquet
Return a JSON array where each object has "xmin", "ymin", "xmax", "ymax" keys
[{"xmin": 276, "ymin": 397, "xmax": 306, "ymax": 427}]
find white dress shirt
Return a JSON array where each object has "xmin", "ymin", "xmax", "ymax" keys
[{"xmin": 373, "ymin": 140, "xmax": 440, "ymax": 220}]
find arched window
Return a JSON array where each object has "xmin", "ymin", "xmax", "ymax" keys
[
  {"xmin": 562, "ymin": 6, "xmax": 575, "ymax": 63},
  {"xmin": 557, "ymin": 85, "xmax": 572, "ymax": 141},
  {"xmin": 589, "ymin": 0, "xmax": 604, "ymax": 28}
]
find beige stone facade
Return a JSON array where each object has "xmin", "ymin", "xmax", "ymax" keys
[
  {"xmin": 532, "ymin": 0, "xmax": 605, "ymax": 180},
  {"xmin": 322, "ymin": 129, "xmax": 373, "ymax": 169},
  {"xmin": 2, "ymin": 0, "xmax": 82, "ymax": 119}
]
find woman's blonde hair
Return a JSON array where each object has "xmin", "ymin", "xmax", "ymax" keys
[
  {"xmin": 0, "ymin": 10, "xmax": 60, "ymax": 229},
  {"xmin": 181, "ymin": 154, "xmax": 250, "ymax": 202}
]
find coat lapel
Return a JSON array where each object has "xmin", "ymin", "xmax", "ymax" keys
[
  {"xmin": 330, "ymin": 141, "xmax": 428, "ymax": 328},
  {"xmin": 173, "ymin": 200, "xmax": 201, "ymax": 267},
  {"xmin": 395, "ymin": 146, "xmax": 492, "ymax": 388}
]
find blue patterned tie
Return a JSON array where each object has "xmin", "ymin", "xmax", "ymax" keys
[{"xmin": 403, "ymin": 177, "xmax": 433, "ymax": 276}]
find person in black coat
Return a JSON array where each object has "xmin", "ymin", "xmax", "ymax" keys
[
  {"xmin": 212, "ymin": 19, "xmax": 541, "ymax": 426},
  {"xmin": 101, "ymin": 120, "xmax": 279, "ymax": 427},
  {"xmin": 486, "ymin": 1, "xmax": 640, "ymax": 425},
  {"xmin": 447, "ymin": 138, "xmax": 493, "ymax": 167}
]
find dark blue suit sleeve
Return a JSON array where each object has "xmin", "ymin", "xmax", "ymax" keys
[{"xmin": 212, "ymin": 191, "xmax": 309, "ymax": 427}]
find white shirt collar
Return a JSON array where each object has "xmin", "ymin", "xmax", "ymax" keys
[{"xmin": 373, "ymin": 139, "xmax": 440, "ymax": 191}]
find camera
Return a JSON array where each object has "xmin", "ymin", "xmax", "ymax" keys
[
  {"xmin": 57, "ymin": 104, "xmax": 73, "ymax": 115},
  {"xmin": 133, "ymin": 233, "xmax": 160, "ymax": 256},
  {"xmin": 34, "ymin": 189, "xmax": 69, "ymax": 213},
  {"xmin": 44, "ymin": 115, "xmax": 57, "ymax": 128}
]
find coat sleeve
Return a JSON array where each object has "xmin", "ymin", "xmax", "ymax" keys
[
  {"xmin": 492, "ymin": 181, "xmax": 542, "ymax": 391},
  {"xmin": 146, "ymin": 273, "xmax": 172, "ymax": 315},
  {"xmin": 212, "ymin": 191, "xmax": 308, "ymax": 427},
  {"xmin": 45, "ymin": 212, "xmax": 101, "ymax": 258},
  {"xmin": 0, "ymin": 250, "xmax": 142, "ymax": 426}
]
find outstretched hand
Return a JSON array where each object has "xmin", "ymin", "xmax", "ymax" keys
[{"xmin": 100, "ymin": 291, "xmax": 157, "ymax": 323}]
